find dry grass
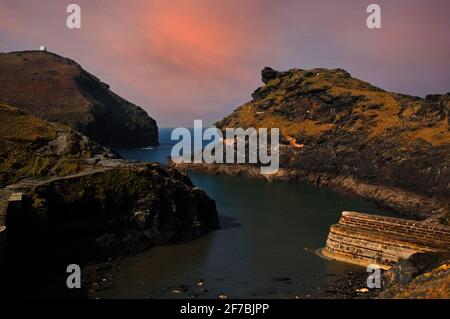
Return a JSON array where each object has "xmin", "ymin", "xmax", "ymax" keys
[
  {"xmin": 0, "ymin": 103, "xmax": 57, "ymax": 142},
  {"xmin": 0, "ymin": 103, "xmax": 59, "ymax": 186},
  {"xmin": 0, "ymin": 52, "xmax": 90, "ymax": 124},
  {"xmin": 219, "ymin": 67, "xmax": 450, "ymax": 148}
]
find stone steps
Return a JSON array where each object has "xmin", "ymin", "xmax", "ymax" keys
[
  {"xmin": 323, "ymin": 211, "xmax": 450, "ymax": 268},
  {"xmin": 339, "ymin": 211, "xmax": 450, "ymax": 243},
  {"xmin": 326, "ymin": 224, "xmax": 437, "ymax": 267},
  {"xmin": 338, "ymin": 214, "xmax": 449, "ymax": 249}
]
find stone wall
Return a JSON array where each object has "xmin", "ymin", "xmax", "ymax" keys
[{"xmin": 323, "ymin": 211, "xmax": 450, "ymax": 269}]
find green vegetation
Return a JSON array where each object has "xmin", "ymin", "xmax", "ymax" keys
[
  {"xmin": 0, "ymin": 103, "xmax": 110, "ymax": 187},
  {"xmin": 216, "ymin": 67, "xmax": 450, "ymax": 202},
  {"xmin": 218, "ymin": 67, "xmax": 450, "ymax": 147},
  {"xmin": 0, "ymin": 103, "xmax": 59, "ymax": 186}
]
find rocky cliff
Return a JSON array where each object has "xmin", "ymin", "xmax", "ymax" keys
[
  {"xmin": 0, "ymin": 51, "xmax": 158, "ymax": 148},
  {"xmin": 212, "ymin": 67, "xmax": 450, "ymax": 219},
  {"xmin": 0, "ymin": 93, "xmax": 218, "ymax": 298},
  {"xmin": 2, "ymin": 162, "xmax": 219, "ymax": 298},
  {"xmin": 0, "ymin": 100, "xmax": 220, "ymax": 249},
  {"xmin": 7, "ymin": 163, "xmax": 219, "ymax": 260}
]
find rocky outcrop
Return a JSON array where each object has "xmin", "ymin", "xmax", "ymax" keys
[
  {"xmin": 0, "ymin": 100, "xmax": 219, "ymax": 298},
  {"xmin": 5, "ymin": 162, "xmax": 219, "ymax": 260},
  {"xmin": 1, "ymin": 161, "xmax": 219, "ymax": 298},
  {"xmin": 212, "ymin": 67, "xmax": 450, "ymax": 218},
  {"xmin": 0, "ymin": 101, "xmax": 220, "ymax": 255},
  {"xmin": 0, "ymin": 51, "xmax": 158, "ymax": 148},
  {"xmin": 378, "ymin": 252, "xmax": 450, "ymax": 299},
  {"xmin": 318, "ymin": 251, "xmax": 450, "ymax": 299}
]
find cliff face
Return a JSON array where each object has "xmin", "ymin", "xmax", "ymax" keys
[
  {"xmin": 7, "ymin": 163, "xmax": 219, "ymax": 260},
  {"xmin": 2, "ymin": 162, "xmax": 219, "ymax": 298},
  {"xmin": 216, "ymin": 67, "xmax": 450, "ymax": 211},
  {"xmin": 0, "ymin": 51, "xmax": 158, "ymax": 148},
  {"xmin": 0, "ymin": 102, "xmax": 219, "ymax": 297},
  {"xmin": 0, "ymin": 102, "xmax": 219, "ymax": 243}
]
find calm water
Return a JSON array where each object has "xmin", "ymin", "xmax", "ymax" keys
[{"xmin": 104, "ymin": 128, "xmax": 393, "ymax": 299}]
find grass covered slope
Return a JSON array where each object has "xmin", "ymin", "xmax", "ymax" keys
[
  {"xmin": 0, "ymin": 103, "xmax": 115, "ymax": 187},
  {"xmin": 0, "ymin": 103, "xmax": 59, "ymax": 186},
  {"xmin": 216, "ymin": 67, "xmax": 450, "ymax": 206},
  {"xmin": 0, "ymin": 51, "xmax": 158, "ymax": 148}
]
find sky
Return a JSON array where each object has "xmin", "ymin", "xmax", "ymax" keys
[{"xmin": 0, "ymin": 0, "xmax": 449, "ymax": 127}]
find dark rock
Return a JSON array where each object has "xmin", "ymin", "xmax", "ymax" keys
[
  {"xmin": 213, "ymin": 67, "xmax": 450, "ymax": 218},
  {"xmin": 382, "ymin": 252, "xmax": 443, "ymax": 289},
  {"xmin": 132, "ymin": 210, "xmax": 151, "ymax": 229},
  {"xmin": 378, "ymin": 252, "xmax": 450, "ymax": 298},
  {"xmin": 7, "ymin": 162, "xmax": 220, "ymax": 261},
  {"xmin": 261, "ymin": 67, "xmax": 282, "ymax": 84}
]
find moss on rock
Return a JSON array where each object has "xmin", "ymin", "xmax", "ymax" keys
[{"xmin": 216, "ymin": 67, "xmax": 450, "ymax": 204}]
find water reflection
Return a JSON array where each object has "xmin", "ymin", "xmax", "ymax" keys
[{"xmin": 96, "ymin": 172, "xmax": 394, "ymax": 299}]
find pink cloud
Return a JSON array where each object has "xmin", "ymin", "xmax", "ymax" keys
[{"xmin": 1, "ymin": 0, "xmax": 449, "ymax": 126}]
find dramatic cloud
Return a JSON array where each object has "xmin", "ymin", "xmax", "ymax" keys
[{"xmin": 1, "ymin": 0, "xmax": 449, "ymax": 126}]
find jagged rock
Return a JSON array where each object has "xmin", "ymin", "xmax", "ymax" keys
[
  {"xmin": 215, "ymin": 67, "xmax": 450, "ymax": 218},
  {"xmin": 261, "ymin": 67, "xmax": 282, "ymax": 84},
  {"xmin": 0, "ymin": 100, "xmax": 220, "ymax": 298},
  {"xmin": 132, "ymin": 210, "xmax": 151, "ymax": 229},
  {"xmin": 6, "ymin": 163, "xmax": 219, "ymax": 260},
  {"xmin": 378, "ymin": 252, "xmax": 450, "ymax": 299}
]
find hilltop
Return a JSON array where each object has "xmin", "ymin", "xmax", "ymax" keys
[
  {"xmin": 0, "ymin": 51, "xmax": 158, "ymax": 148},
  {"xmin": 191, "ymin": 67, "xmax": 450, "ymax": 219},
  {"xmin": 0, "ymin": 51, "xmax": 220, "ymax": 298}
]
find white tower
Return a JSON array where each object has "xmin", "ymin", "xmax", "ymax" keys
[{"xmin": 39, "ymin": 45, "xmax": 47, "ymax": 51}]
